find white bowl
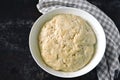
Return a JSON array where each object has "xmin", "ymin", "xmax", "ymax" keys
[{"xmin": 29, "ymin": 7, "xmax": 106, "ymax": 78}]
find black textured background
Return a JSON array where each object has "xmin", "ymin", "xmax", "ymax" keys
[{"xmin": 0, "ymin": 0, "xmax": 120, "ymax": 80}]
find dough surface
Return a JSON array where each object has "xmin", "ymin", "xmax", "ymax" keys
[{"xmin": 39, "ymin": 14, "xmax": 96, "ymax": 72}]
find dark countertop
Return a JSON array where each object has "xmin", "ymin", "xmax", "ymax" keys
[{"xmin": 0, "ymin": 0, "xmax": 120, "ymax": 80}]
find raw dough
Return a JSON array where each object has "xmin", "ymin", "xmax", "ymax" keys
[{"xmin": 39, "ymin": 14, "xmax": 96, "ymax": 72}]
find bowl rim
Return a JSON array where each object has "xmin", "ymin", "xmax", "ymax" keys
[{"xmin": 29, "ymin": 7, "xmax": 106, "ymax": 78}]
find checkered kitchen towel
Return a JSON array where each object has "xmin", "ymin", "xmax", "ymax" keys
[{"xmin": 37, "ymin": 0, "xmax": 120, "ymax": 80}]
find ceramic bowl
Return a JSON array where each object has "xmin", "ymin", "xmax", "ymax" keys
[{"xmin": 29, "ymin": 7, "xmax": 106, "ymax": 78}]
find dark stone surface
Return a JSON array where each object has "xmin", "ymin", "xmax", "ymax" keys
[{"xmin": 0, "ymin": 0, "xmax": 120, "ymax": 80}]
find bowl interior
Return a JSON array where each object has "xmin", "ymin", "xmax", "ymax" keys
[{"xmin": 29, "ymin": 7, "xmax": 106, "ymax": 78}]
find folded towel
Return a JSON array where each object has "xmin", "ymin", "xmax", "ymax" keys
[{"xmin": 37, "ymin": 0, "xmax": 120, "ymax": 80}]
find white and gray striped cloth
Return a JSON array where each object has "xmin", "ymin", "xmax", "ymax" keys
[{"xmin": 37, "ymin": 0, "xmax": 120, "ymax": 80}]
